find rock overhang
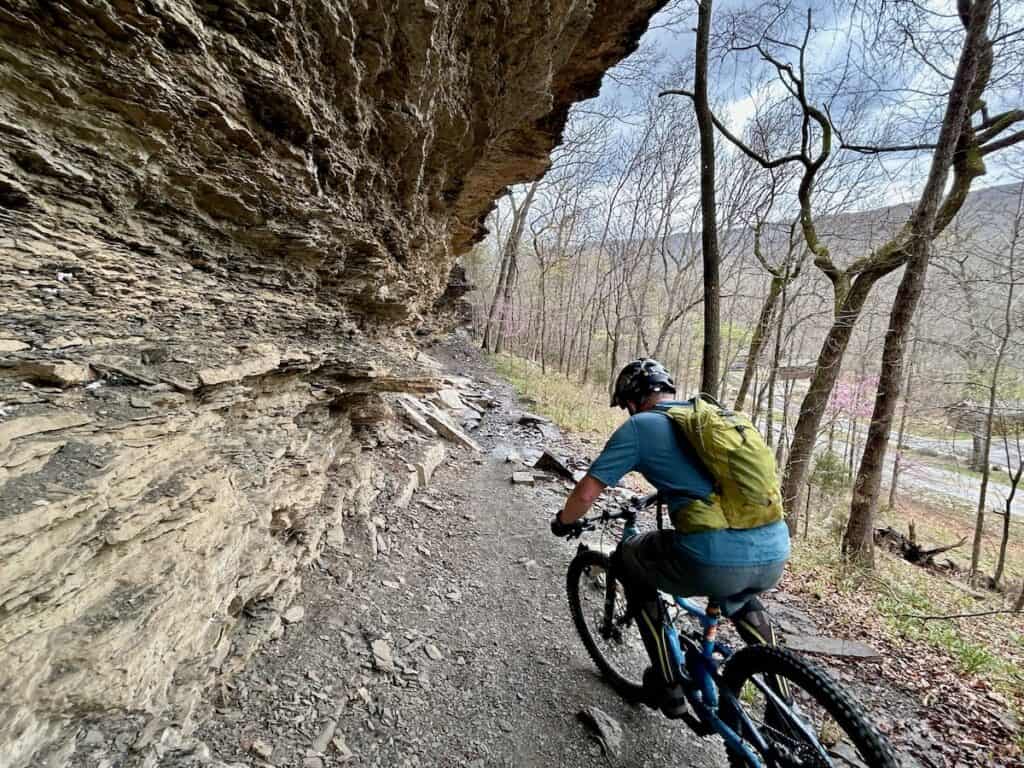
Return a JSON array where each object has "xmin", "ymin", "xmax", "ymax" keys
[{"xmin": 0, "ymin": 0, "xmax": 668, "ymax": 764}]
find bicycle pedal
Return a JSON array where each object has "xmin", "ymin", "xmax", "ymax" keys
[{"xmin": 681, "ymin": 712, "xmax": 714, "ymax": 736}]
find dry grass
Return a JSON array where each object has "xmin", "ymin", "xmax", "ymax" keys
[{"xmin": 489, "ymin": 352, "xmax": 625, "ymax": 437}]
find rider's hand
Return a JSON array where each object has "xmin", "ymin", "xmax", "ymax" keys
[{"xmin": 550, "ymin": 511, "xmax": 577, "ymax": 538}]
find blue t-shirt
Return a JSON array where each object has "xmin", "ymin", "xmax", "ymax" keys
[{"xmin": 587, "ymin": 402, "xmax": 790, "ymax": 567}]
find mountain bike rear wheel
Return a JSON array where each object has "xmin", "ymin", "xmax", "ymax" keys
[
  {"xmin": 721, "ymin": 644, "xmax": 898, "ymax": 767},
  {"xmin": 566, "ymin": 549, "xmax": 647, "ymax": 702}
]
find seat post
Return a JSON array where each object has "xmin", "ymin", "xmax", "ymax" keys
[
  {"xmin": 700, "ymin": 602, "xmax": 722, "ymax": 711},
  {"xmin": 702, "ymin": 602, "xmax": 721, "ymax": 655}
]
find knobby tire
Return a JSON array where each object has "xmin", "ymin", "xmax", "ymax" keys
[
  {"xmin": 566, "ymin": 549, "xmax": 645, "ymax": 703},
  {"xmin": 722, "ymin": 644, "xmax": 898, "ymax": 768}
]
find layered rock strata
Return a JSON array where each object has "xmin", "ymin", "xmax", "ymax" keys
[{"xmin": 0, "ymin": 0, "xmax": 664, "ymax": 763}]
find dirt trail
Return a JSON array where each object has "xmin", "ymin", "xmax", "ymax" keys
[
  {"xmin": 191, "ymin": 348, "xmax": 727, "ymax": 767},
  {"xmin": 113, "ymin": 338, "xmax": 1012, "ymax": 768}
]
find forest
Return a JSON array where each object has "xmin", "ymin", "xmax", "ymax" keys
[{"xmin": 467, "ymin": 0, "xmax": 1024, "ymax": 715}]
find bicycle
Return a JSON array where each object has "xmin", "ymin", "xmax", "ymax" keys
[{"xmin": 563, "ymin": 493, "xmax": 898, "ymax": 767}]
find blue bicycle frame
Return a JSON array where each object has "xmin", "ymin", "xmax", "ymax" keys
[
  {"xmin": 616, "ymin": 501, "xmax": 773, "ymax": 767},
  {"xmin": 667, "ymin": 594, "xmax": 769, "ymax": 765}
]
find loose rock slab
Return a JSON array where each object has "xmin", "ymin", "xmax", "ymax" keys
[
  {"xmin": 532, "ymin": 449, "xmax": 575, "ymax": 481},
  {"xmin": 0, "ymin": 339, "xmax": 30, "ymax": 352},
  {"xmin": 436, "ymin": 388, "xmax": 464, "ymax": 411},
  {"xmin": 371, "ymin": 639, "xmax": 394, "ymax": 672},
  {"xmin": 10, "ymin": 360, "xmax": 93, "ymax": 388},
  {"xmin": 395, "ymin": 396, "xmax": 438, "ymax": 437},
  {"xmin": 783, "ymin": 634, "xmax": 881, "ymax": 660},
  {"xmin": 420, "ymin": 404, "xmax": 482, "ymax": 452},
  {"xmin": 415, "ymin": 441, "xmax": 446, "ymax": 486},
  {"xmin": 577, "ymin": 706, "xmax": 623, "ymax": 757}
]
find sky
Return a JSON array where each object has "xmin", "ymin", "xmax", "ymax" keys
[{"xmin": 575, "ymin": 0, "xmax": 1023, "ymax": 211}]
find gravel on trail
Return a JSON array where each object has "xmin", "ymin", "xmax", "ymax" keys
[
  {"xmin": 191, "ymin": 342, "xmax": 728, "ymax": 768},
  {"xmin": 69, "ymin": 337, "xmax": 962, "ymax": 767}
]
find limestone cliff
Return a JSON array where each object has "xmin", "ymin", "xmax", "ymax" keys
[{"xmin": 0, "ymin": 0, "xmax": 663, "ymax": 764}]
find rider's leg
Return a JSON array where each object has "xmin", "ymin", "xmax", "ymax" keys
[{"xmin": 616, "ymin": 532, "xmax": 688, "ymax": 716}]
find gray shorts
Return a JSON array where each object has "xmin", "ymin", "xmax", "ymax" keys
[{"xmin": 620, "ymin": 530, "xmax": 786, "ymax": 617}]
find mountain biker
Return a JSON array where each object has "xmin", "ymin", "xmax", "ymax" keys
[{"xmin": 550, "ymin": 359, "xmax": 791, "ymax": 718}]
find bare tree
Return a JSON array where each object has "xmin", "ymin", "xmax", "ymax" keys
[
  {"xmin": 693, "ymin": 0, "xmax": 722, "ymax": 398},
  {"xmin": 969, "ymin": 182, "xmax": 1024, "ymax": 581},
  {"xmin": 993, "ymin": 421, "xmax": 1023, "ymax": 587},
  {"xmin": 482, "ymin": 181, "xmax": 540, "ymax": 353},
  {"xmin": 887, "ymin": 332, "xmax": 921, "ymax": 509},
  {"xmin": 845, "ymin": 0, "xmax": 997, "ymax": 565},
  {"xmin": 662, "ymin": 1, "xmax": 1024, "ymax": 534},
  {"xmin": 733, "ymin": 210, "xmax": 806, "ymax": 413}
]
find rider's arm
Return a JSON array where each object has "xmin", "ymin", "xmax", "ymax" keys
[
  {"xmin": 559, "ymin": 418, "xmax": 639, "ymax": 525},
  {"xmin": 558, "ymin": 475, "xmax": 606, "ymax": 524}
]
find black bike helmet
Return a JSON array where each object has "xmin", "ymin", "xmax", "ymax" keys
[{"xmin": 610, "ymin": 359, "xmax": 676, "ymax": 409}]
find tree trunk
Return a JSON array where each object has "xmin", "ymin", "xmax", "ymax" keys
[
  {"xmin": 682, "ymin": 321, "xmax": 695, "ymax": 397},
  {"xmin": 718, "ymin": 282, "xmax": 742, "ymax": 403},
  {"xmin": 750, "ymin": 368, "xmax": 761, "ymax": 428},
  {"xmin": 971, "ymin": 302, "xmax": 1012, "ymax": 580},
  {"xmin": 694, "ymin": 0, "xmax": 720, "ymax": 399},
  {"xmin": 673, "ymin": 326, "xmax": 684, "ymax": 396},
  {"xmin": 735, "ymin": 276, "xmax": 782, "ymax": 411},
  {"xmin": 781, "ymin": 275, "xmax": 877, "ymax": 533},
  {"xmin": 481, "ymin": 241, "xmax": 513, "ymax": 352},
  {"xmin": 776, "ymin": 378, "xmax": 795, "ymax": 467},
  {"xmin": 803, "ymin": 478, "xmax": 811, "ymax": 540},
  {"xmin": 538, "ymin": 266, "xmax": 547, "ymax": 374},
  {"xmin": 765, "ymin": 275, "xmax": 789, "ymax": 449},
  {"xmin": 971, "ymin": 432, "xmax": 986, "ymax": 472},
  {"xmin": 993, "ymin": 460, "xmax": 1023, "ymax": 586},
  {"xmin": 846, "ymin": 0, "xmax": 992, "ymax": 566},
  {"xmin": 845, "ymin": 416, "xmax": 857, "ymax": 482},
  {"xmin": 482, "ymin": 182, "xmax": 539, "ymax": 352},
  {"xmin": 608, "ymin": 315, "xmax": 622, "ymax": 399},
  {"xmin": 888, "ymin": 334, "xmax": 919, "ymax": 509},
  {"xmin": 494, "ymin": 248, "xmax": 518, "ymax": 354}
]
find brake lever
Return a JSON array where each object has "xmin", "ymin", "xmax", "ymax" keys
[{"xmin": 566, "ymin": 521, "xmax": 595, "ymax": 540}]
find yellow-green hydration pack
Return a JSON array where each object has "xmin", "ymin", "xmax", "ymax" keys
[{"xmin": 664, "ymin": 395, "xmax": 784, "ymax": 534}]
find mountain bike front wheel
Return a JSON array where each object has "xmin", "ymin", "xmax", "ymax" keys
[
  {"xmin": 721, "ymin": 644, "xmax": 898, "ymax": 768},
  {"xmin": 566, "ymin": 548, "xmax": 647, "ymax": 702}
]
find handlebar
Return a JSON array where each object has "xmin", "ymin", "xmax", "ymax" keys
[
  {"xmin": 565, "ymin": 493, "xmax": 660, "ymax": 539},
  {"xmin": 633, "ymin": 492, "xmax": 660, "ymax": 510}
]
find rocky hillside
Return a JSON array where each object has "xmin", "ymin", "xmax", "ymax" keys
[{"xmin": 0, "ymin": 1, "xmax": 665, "ymax": 764}]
